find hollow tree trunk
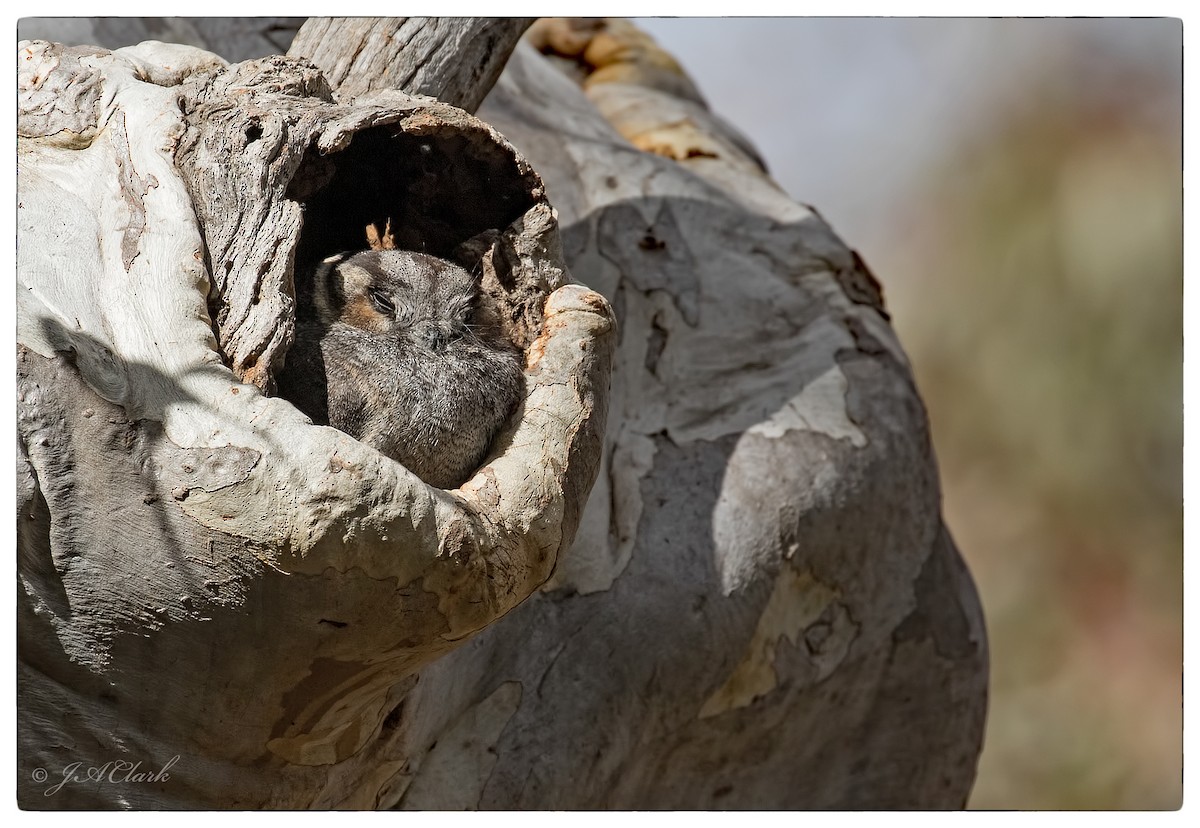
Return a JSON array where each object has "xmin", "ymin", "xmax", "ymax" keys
[
  {"xmin": 16, "ymin": 17, "xmax": 988, "ymax": 810},
  {"xmin": 17, "ymin": 30, "xmax": 612, "ymax": 809}
]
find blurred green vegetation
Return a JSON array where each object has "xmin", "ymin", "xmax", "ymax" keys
[{"xmin": 885, "ymin": 29, "xmax": 1182, "ymax": 810}]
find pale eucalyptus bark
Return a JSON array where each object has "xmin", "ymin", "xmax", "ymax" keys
[
  {"xmin": 17, "ymin": 33, "xmax": 612, "ymax": 809},
  {"xmin": 16, "ymin": 17, "xmax": 987, "ymax": 811},
  {"xmin": 287, "ymin": 18, "xmax": 534, "ymax": 112},
  {"xmin": 368, "ymin": 39, "xmax": 988, "ymax": 809}
]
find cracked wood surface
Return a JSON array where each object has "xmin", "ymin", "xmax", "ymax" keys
[{"xmin": 288, "ymin": 18, "xmax": 533, "ymax": 113}]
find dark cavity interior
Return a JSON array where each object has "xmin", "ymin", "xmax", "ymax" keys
[{"xmin": 287, "ymin": 123, "xmax": 539, "ymax": 285}]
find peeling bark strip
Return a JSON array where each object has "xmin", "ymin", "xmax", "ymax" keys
[
  {"xmin": 288, "ymin": 17, "xmax": 534, "ymax": 113},
  {"xmin": 110, "ymin": 112, "xmax": 158, "ymax": 271},
  {"xmin": 17, "ymin": 33, "xmax": 614, "ymax": 810}
]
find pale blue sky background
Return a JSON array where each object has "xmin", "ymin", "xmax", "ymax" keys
[{"xmin": 634, "ymin": 18, "xmax": 1180, "ymax": 263}]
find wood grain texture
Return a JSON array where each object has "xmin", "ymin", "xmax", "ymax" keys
[{"xmin": 288, "ymin": 17, "xmax": 533, "ymax": 112}]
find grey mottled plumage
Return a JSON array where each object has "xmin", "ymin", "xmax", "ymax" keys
[{"xmin": 278, "ymin": 249, "xmax": 524, "ymax": 489}]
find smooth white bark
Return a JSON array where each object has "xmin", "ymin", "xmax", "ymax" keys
[{"xmin": 17, "ymin": 37, "xmax": 613, "ymax": 808}]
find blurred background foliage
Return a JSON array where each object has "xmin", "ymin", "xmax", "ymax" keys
[
  {"xmin": 890, "ymin": 40, "xmax": 1182, "ymax": 810},
  {"xmin": 641, "ymin": 17, "xmax": 1182, "ymax": 809}
]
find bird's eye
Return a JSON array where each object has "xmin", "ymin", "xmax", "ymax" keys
[
  {"xmin": 368, "ymin": 288, "xmax": 395, "ymax": 316},
  {"xmin": 456, "ymin": 295, "xmax": 477, "ymax": 325}
]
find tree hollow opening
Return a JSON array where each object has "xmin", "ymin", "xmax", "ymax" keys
[
  {"xmin": 276, "ymin": 118, "xmax": 542, "ymax": 436},
  {"xmin": 287, "ymin": 122, "xmax": 540, "ymax": 282}
]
